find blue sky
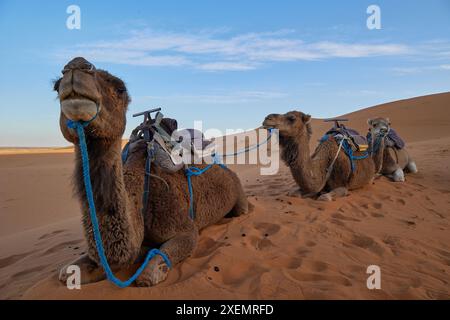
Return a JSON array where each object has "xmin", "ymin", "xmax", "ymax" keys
[{"xmin": 1, "ymin": 0, "xmax": 450, "ymax": 146}]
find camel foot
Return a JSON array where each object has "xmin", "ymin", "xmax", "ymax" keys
[
  {"xmin": 406, "ymin": 161, "xmax": 418, "ymax": 174},
  {"xmin": 317, "ymin": 193, "xmax": 333, "ymax": 201},
  {"xmin": 135, "ymin": 255, "xmax": 169, "ymax": 287},
  {"xmin": 390, "ymin": 168, "xmax": 405, "ymax": 182},
  {"xmin": 59, "ymin": 254, "xmax": 106, "ymax": 285},
  {"xmin": 317, "ymin": 187, "xmax": 348, "ymax": 201},
  {"xmin": 136, "ymin": 230, "xmax": 197, "ymax": 286},
  {"xmin": 287, "ymin": 189, "xmax": 302, "ymax": 197}
]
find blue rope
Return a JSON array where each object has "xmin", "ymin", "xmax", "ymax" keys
[
  {"xmin": 67, "ymin": 119, "xmax": 171, "ymax": 288},
  {"xmin": 185, "ymin": 163, "xmax": 226, "ymax": 219},
  {"xmin": 214, "ymin": 128, "xmax": 274, "ymax": 158},
  {"xmin": 366, "ymin": 132, "xmax": 383, "ymax": 155}
]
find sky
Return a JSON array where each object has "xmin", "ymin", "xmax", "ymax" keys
[{"xmin": 0, "ymin": 0, "xmax": 449, "ymax": 147}]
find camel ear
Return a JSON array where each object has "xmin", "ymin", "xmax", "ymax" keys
[
  {"xmin": 367, "ymin": 118, "xmax": 373, "ymax": 126},
  {"xmin": 302, "ymin": 114, "xmax": 311, "ymax": 124},
  {"xmin": 386, "ymin": 118, "xmax": 391, "ymax": 125},
  {"xmin": 53, "ymin": 78, "xmax": 61, "ymax": 92}
]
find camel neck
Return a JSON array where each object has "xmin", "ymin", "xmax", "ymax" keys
[
  {"xmin": 280, "ymin": 131, "xmax": 326, "ymax": 194},
  {"xmin": 73, "ymin": 136, "xmax": 144, "ymax": 265},
  {"xmin": 74, "ymin": 138, "xmax": 124, "ymax": 213}
]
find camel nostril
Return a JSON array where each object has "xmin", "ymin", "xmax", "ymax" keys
[{"xmin": 63, "ymin": 57, "xmax": 96, "ymax": 73}]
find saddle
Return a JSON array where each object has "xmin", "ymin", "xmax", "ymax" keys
[
  {"xmin": 386, "ymin": 128, "xmax": 405, "ymax": 149},
  {"xmin": 321, "ymin": 119, "xmax": 369, "ymax": 152},
  {"xmin": 122, "ymin": 109, "xmax": 216, "ymax": 173},
  {"xmin": 319, "ymin": 119, "xmax": 369, "ymax": 173}
]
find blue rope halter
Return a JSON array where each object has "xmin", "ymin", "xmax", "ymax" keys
[
  {"xmin": 367, "ymin": 131, "xmax": 385, "ymax": 155},
  {"xmin": 66, "ymin": 115, "xmax": 171, "ymax": 288}
]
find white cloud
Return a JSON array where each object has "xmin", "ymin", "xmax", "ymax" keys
[
  {"xmin": 134, "ymin": 90, "xmax": 288, "ymax": 104},
  {"xmin": 56, "ymin": 28, "xmax": 413, "ymax": 71},
  {"xmin": 198, "ymin": 62, "xmax": 257, "ymax": 71},
  {"xmin": 392, "ymin": 64, "xmax": 450, "ymax": 75}
]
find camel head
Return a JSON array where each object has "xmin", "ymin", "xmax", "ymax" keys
[
  {"xmin": 368, "ymin": 117, "xmax": 390, "ymax": 138},
  {"xmin": 54, "ymin": 57, "xmax": 130, "ymax": 142},
  {"xmin": 263, "ymin": 111, "xmax": 312, "ymax": 138}
]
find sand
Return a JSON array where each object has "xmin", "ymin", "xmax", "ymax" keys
[{"xmin": 1, "ymin": 92, "xmax": 449, "ymax": 300}]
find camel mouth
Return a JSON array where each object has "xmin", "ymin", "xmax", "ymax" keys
[
  {"xmin": 262, "ymin": 120, "xmax": 279, "ymax": 129},
  {"xmin": 60, "ymin": 96, "xmax": 99, "ymax": 122}
]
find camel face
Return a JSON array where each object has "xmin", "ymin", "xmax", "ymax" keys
[
  {"xmin": 368, "ymin": 117, "xmax": 390, "ymax": 137},
  {"xmin": 54, "ymin": 57, "xmax": 130, "ymax": 140},
  {"xmin": 263, "ymin": 111, "xmax": 311, "ymax": 137}
]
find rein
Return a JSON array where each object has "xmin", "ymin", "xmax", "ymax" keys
[{"xmin": 67, "ymin": 118, "xmax": 171, "ymax": 288}]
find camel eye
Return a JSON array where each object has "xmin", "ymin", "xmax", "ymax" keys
[
  {"xmin": 288, "ymin": 115, "xmax": 296, "ymax": 122},
  {"xmin": 116, "ymin": 87, "xmax": 127, "ymax": 94}
]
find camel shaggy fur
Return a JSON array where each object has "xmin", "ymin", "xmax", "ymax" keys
[
  {"xmin": 367, "ymin": 117, "xmax": 418, "ymax": 182},
  {"xmin": 263, "ymin": 111, "xmax": 376, "ymax": 201},
  {"xmin": 54, "ymin": 57, "xmax": 250, "ymax": 286}
]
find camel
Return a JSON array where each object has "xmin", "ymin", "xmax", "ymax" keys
[
  {"xmin": 263, "ymin": 111, "xmax": 377, "ymax": 201},
  {"xmin": 367, "ymin": 117, "xmax": 418, "ymax": 182},
  {"xmin": 54, "ymin": 57, "xmax": 250, "ymax": 286}
]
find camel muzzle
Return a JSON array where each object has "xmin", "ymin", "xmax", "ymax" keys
[
  {"xmin": 262, "ymin": 114, "xmax": 280, "ymax": 129},
  {"xmin": 58, "ymin": 59, "xmax": 101, "ymax": 122},
  {"xmin": 61, "ymin": 98, "xmax": 99, "ymax": 122}
]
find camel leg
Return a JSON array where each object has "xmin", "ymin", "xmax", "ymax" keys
[
  {"xmin": 389, "ymin": 168, "xmax": 405, "ymax": 182},
  {"xmin": 59, "ymin": 254, "xmax": 110, "ymax": 285},
  {"xmin": 135, "ymin": 230, "xmax": 198, "ymax": 287},
  {"xmin": 406, "ymin": 161, "xmax": 418, "ymax": 174},
  {"xmin": 317, "ymin": 187, "xmax": 348, "ymax": 201}
]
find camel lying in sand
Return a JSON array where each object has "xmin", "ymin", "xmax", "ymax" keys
[
  {"xmin": 263, "ymin": 111, "xmax": 381, "ymax": 201},
  {"xmin": 54, "ymin": 57, "xmax": 250, "ymax": 286},
  {"xmin": 367, "ymin": 117, "xmax": 418, "ymax": 182}
]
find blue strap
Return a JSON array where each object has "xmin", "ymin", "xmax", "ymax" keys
[
  {"xmin": 341, "ymin": 139, "xmax": 368, "ymax": 172},
  {"xmin": 67, "ymin": 120, "xmax": 171, "ymax": 288},
  {"xmin": 121, "ymin": 142, "xmax": 130, "ymax": 164},
  {"xmin": 184, "ymin": 154, "xmax": 228, "ymax": 219},
  {"xmin": 185, "ymin": 164, "xmax": 214, "ymax": 220},
  {"xmin": 367, "ymin": 132, "xmax": 383, "ymax": 155}
]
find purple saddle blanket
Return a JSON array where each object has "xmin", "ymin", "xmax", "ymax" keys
[
  {"xmin": 386, "ymin": 128, "xmax": 405, "ymax": 149},
  {"xmin": 366, "ymin": 128, "xmax": 406, "ymax": 149}
]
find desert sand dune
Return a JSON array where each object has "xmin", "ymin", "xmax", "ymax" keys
[{"xmin": 1, "ymin": 92, "xmax": 449, "ymax": 299}]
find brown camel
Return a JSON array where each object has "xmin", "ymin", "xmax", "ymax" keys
[
  {"xmin": 54, "ymin": 57, "xmax": 250, "ymax": 286},
  {"xmin": 263, "ymin": 111, "xmax": 376, "ymax": 201},
  {"xmin": 367, "ymin": 117, "xmax": 418, "ymax": 182}
]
